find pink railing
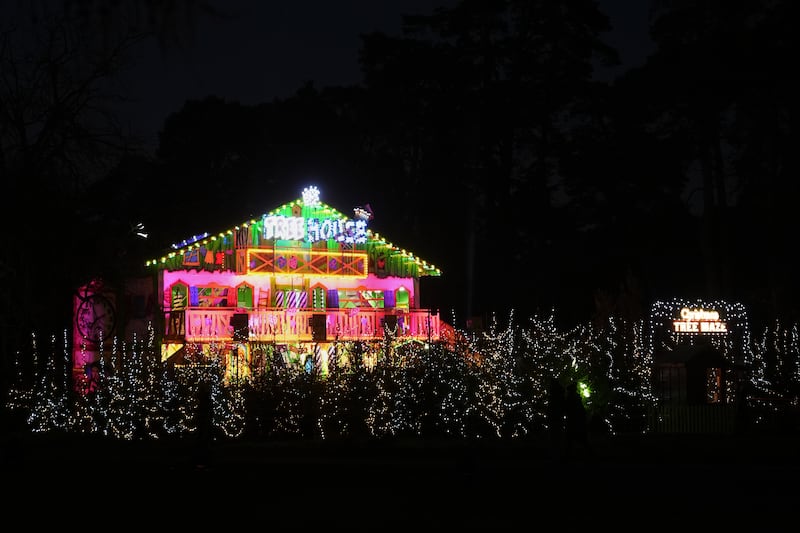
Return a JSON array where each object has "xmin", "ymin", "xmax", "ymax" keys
[{"xmin": 164, "ymin": 308, "xmax": 440, "ymax": 343}]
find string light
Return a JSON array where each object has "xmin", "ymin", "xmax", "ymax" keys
[
  {"xmin": 146, "ymin": 187, "xmax": 441, "ymax": 275},
  {"xmin": 9, "ymin": 306, "xmax": 798, "ymax": 442}
]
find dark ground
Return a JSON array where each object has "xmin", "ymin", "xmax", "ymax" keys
[{"xmin": 1, "ymin": 429, "xmax": 798, "ymax": 529}]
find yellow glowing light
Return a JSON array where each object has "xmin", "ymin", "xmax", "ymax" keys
[{"xmin": 161, "ymin": 343, "xmax": 184, "ymax": 362}]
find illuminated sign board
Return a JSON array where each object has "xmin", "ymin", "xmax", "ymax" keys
[
  {"xmin": 263, "ymin": 216, "xmax": 305, "ymax": 241},
  {"xmin": 262, "ymin": 215, "xmax": 367, "ymax": 244},
  {"xmin": 672, "ymin": 307, "xmax": 727, "ymax": 333}
]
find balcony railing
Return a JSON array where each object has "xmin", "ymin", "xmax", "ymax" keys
[{"xmin": 164, "ymin": 307, "xmax": 441, "ymax": 343}]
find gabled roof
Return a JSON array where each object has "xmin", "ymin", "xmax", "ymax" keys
[{"xmin": 145, "ymin": 185, "xmax": 442, "ymax": 277}]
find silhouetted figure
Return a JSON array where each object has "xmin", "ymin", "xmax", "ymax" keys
[
  {"xmin": 564, "ymin": 381, "xmax": 591, "ymax": 458},
  {"xmin": 546, "ymin": 378, "xmax": 566, "ymax": 454}
]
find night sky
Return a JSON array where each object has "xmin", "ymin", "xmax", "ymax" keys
[
  {"xmin": 111, "ymin": 0, "xmax": 656, "ymax": 325},
  {"xmin": 118, "ymin": 0, "xmax": 653, "ymax": 148},
  {"xmin": 2, "ymin": 0, "xmax": 796, "ymax": 333}
]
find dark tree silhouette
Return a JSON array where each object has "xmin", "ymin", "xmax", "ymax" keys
[
  {"xmin": 609, "ymin": 0, "xmax": 799, "ymax": 322},
  {"xmin": 358, "ymin": 0, "xmax": 619, "ymax": 324},
  {"xmin": 0, "ymin": 1, "xmax": 232, "ymax": 411}
]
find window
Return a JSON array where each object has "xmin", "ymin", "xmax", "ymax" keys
[
  {"xmin": 361, "ymin": 290, "xmax": 384, "ymax": 309},
  {"xmin": 311, "ymin": 285, "xmax": 326, "ymax": 310},
  {"xmin": 337, "ymin": 288, "xmax": 384, "ymax": 309},
  {"xmin": 171, "ymin": 284, "xmax": 188, "ymax": 310},
  {"xmin": 237, "ymin": 284, "xmax": 254, "ymax": 308},
  {"xmin": 395, "ymin": 287, "xmax": 409, "ymax": 309},
  {"xmin": 275, "ymin": 288, "xmax": 308, "ymax": 308},
  {"xmin": 196, "ymin": 285, "xmax": 230, "ymax": 307}
]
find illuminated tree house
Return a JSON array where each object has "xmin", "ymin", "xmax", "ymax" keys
[{"xmin": 145, "ymin": 186, "xmax": 443, "ymax": 374}]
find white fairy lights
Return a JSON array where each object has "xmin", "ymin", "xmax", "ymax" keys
[{"xmin": 7, "ymin": 303, "xmax": 797, "ymax": 441}]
